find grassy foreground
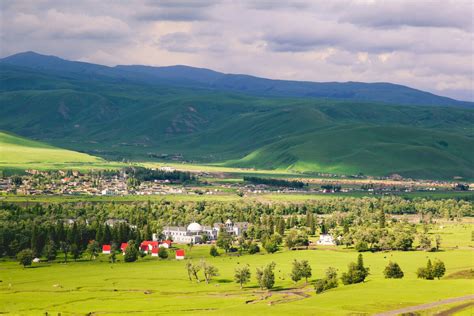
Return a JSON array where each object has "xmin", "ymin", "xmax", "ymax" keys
[{"xmin": 1, "ymin": 224, "xmax": 472, "ymax": 315}]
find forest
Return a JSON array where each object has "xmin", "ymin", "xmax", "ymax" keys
[{"xmin": 1, "ymin": 196, "xmax": 471, "ymax": 259}]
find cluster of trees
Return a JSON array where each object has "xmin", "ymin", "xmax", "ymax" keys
[
  {"xmin": 1, "ymin": 196, "xmax": 471, "ymax": 258},
  {"xmin": 124, "ymin": 167, "xmax": 195, "ymax": 183},
  {"xmin": 185, "ymin": 260, "xmax": 219, "ymax": 284},
  {"xmin": 417, "ymin": 259, "xmax": 446, "ymax": 280},
  {"xmin": 341, "ymin": 254, "xmax": 370, "ymax": 285},
  {"xmin": 243, "ymin": 176, "xmax": 306, "ymax": 188}
]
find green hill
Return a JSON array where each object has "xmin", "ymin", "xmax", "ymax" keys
[
  {"xmin": 0, "ymin": 54, "xmax": 473, "ymax": 180},
  {"xmin": 0, "ymin": 132, "xmax": 109, "ymax": 172}
]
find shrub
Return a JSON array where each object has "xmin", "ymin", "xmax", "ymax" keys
[
  {"xmin": 17, "ymin": 249, "xmax": 34, "ymax": 267},
  {"xmin": 158, "ymin": 247, "xmax": 168, "ymax": 259},
  {"xmin": 355, "ymin": 241, "xmax": 369, "ymax": 252},
  {"xmin": 248, "ymin": 243, "xmax": 260, "ymax": 254},
  {"xmin": 384, "ymin": 262, "xmax": 404, "ymax": 279},
  {"xmin": 315, "ymin": 267, "xmax": 338, "ymax": 294},
  {"xmin": 210, "ymin": 245, "xmax": 219, "ymax": 257}
]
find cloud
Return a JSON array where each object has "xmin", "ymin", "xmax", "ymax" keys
[
  {"xmin": 0, "ymin": 0, "xmax": 472, "ymax": 101},
  {"xmin": 338, "ymin": 0, "xmax": 474, "ymax": 31}
]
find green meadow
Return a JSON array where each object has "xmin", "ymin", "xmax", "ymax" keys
[
  {"xmin": 0, "ymin": 131, "xmax": 124, "ymax": 173},
  {"xmin": 1, "ymin": 223, "xmax": 472, "ymax": 315}
]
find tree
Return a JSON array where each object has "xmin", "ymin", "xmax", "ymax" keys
[
  {"xmin": 290, "ymin": 260, "xmax": 302, "ymax": 284},
  {"xmin": 209, "ymin": 245, "xmax": 219, "ymax": 257},
  {"xmin": 417, "ymin": 259, "xmax": 434, "ymax": 280},
  {"xmin": 109, "ymin": 244, "xmax": 117, "ymax": 263},
  {"xmin": 418, "ymin": 234, "xmax": 432, "ymax": 251},
  {"xmin": 383, "ymin": 262, "xmax": 404, "ymax": 279},
  {"xmin": 124, "ymin": 240, "xmax": 139, "ymax": 262},
  {"xmin": 341, "ymin": 254, "xmax": 369, "ymax": 285},
  {"xmin": 315, "ymin": 267, "xmax": 338, "ymax": 294},
  {"xmin": 393, "ymin": 232, "xmax": 413, "ymax": 251},
  {"xmin": 86, "ymin": 240, "xmax": 100, "ymax": 261},
  {"xmin": 432, "ymin": 259, "xmax": 446, "ymax": 279},
  {"xmin": 44, "ymin": 240, "xmax": 57, "ymax": 262},
  {"xmin": 186, "ymin": 261, "xmax": 201, "ymax": 283},
  {"xmin": 60, "ymin": 241, "xmax": 70, "ymax": 263},
  {"xmin": 234, "ymin": 265, "xmax": 251, "ymax": 289},
  {"xmin": 17, "ymin": 249, "xmax": 34, "ymax": 267},
  {"xmin": 435, "ymin": 235, "xmax": 442, "ymax": 251},
  {"xmin": 70, "ymin": 244, "xmax": 81, "ymax": 261},
  {"xmin": 185, "ymin": 261, "xmax": 194, "ymax": 281},
  {"xmin": 158, "ymin": 247, "xmax": 168, "ymax": 259},
  {"xmin": 256, "ymin": 262, "xmax": 276, "ymax": 290},
  {"xmin": 300, "ymin": 260, "xmax": 312, "ymax": 284},
  {"xmin": 216, "ymin": 230, "xmax": 233, "ymax": 253},
  {"xmin": 201, "ymin": 260, "xmax": 219, "ymax": 284},
  {"xmin": 263, "ymin": 237, "xmax": 279, "ymax": 254},
  {"xmin": 30, "ymin": 224, "xmax": 42, "ymax": 257}
]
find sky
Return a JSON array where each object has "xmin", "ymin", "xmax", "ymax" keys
[{"xmin": 1, "ymin": 0, "xmax": 473, "ymax": 101}]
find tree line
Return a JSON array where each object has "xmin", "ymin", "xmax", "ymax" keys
[{"xmin": 243, "ymin": 176, "xmax": 306, "ymax": 188}]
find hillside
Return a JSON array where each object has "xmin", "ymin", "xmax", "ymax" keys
[
  {"xmin": 0, "ymin": 132, "xmax": 108, "ymax": 172},
  {"xmin": 0, "ymin": 52, "xmax": 473, "ymax": 179},
  {"xmin": 2, "ymin": 51, "xmax": 472, "ymax": 108}
]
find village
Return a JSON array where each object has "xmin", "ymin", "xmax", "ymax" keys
[{"xmin": 0, "ymin": 167, "xmax": 469, "ymax": 198}]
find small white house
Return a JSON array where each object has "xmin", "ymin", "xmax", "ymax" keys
[
  {"xmin": 317, "ymin": 234, "xmax": 336, "ymax": 245},
  {"xmin": 32, "ymin": 257, "xmax": 41, "ymax": 263}
]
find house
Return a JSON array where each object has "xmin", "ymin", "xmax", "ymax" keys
[
  {"xmin": 102, "ymin": 244, "xmax": 111, "ymax": 254},
  {"xmin": 175, "ymin": 249, "xmax": 185, "ymax": 260},
  {"xmin": 317, "ymin": 234, "xmax": 336, "ymax": 245},
  {"xmin": 151, "ymin": 247, "xmax": 159, "ymax": 257},
  {"xmin": 120, "ymin": 242, "xmax": 128, "ymax": 254},
  {"xmin": 140, "ymin": 241, "xmax": 159, "ymax": 253},
  {"xmin": 162, "ymin": 219, "xmax": 248, "ymax": 244},
  {"xmin": 160, "ymin": 240, "xmax": 172, "ymax": 248}
]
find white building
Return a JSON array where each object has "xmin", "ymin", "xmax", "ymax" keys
[
  {"xmin": 162, "ymin": 219, "xmax": 248, "ymax": 244},
  {"xmin": 317, "ymin": 234, "xmax": 336, "ymax": 245}
]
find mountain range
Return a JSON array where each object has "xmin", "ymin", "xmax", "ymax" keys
[{"xmin": 1, "ymin": 51, "xmax": 473, "ymax": 179}]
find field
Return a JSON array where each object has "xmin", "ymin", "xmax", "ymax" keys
[
  {"xmin": 1, "ymin": 223, "xmax": 472, "ymax": 315},
  {"xmin": 0, "ymin": 131, "xmax": 123, "ymax": 173}
]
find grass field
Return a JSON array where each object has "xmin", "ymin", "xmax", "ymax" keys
[
  {"xmin": 0, "ymin": 131, "xmax": 124, "ymax": 173},
  {"xmin": 1, "ymin": 191, "xmax": 473, "ymax": 204},
  {"xmin": 1, "ymin": 223, "xmax": 472, "ymax": 315}
]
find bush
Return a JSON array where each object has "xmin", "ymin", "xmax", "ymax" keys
[
  {"xmin": 209, "ymin": 245, "xmax": 219, "ymax": 257},
  {"xmin": 384, "ymin": 262, "xmax": 404, "ymax": 279},
  {"xmin": 158, "ymin": 247, "xmax": 168, "ymax": 259},
  {"xmin": 248, "ymin": 243, "xmax": 260, "ymax": 254},
  {"xmin": 355, "ymin": 241, "xmax": 369, "ymax": 252},
  {"xmin": 17, "ymin": 249, "xmax": 34, "ymax": 267},
  {"xmin": 315, "ymin": 267, "xmax": 338, "ymax": 294}
]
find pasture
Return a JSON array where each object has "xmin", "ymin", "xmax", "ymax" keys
[{"xmin": 1, "ymin": 223, "xmax": 472, "ymax": 315}]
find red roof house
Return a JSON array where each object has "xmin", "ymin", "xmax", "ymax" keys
[
  {"xmin": 151, "ymin": 247, "xmax": 159, "ymax": 257},
  {"xmin": 140, "ymin": 241, "xmax": 159, "ymax": 253},
  {"xmin": 102, "ymin": 244, "xmax": 111, "ymax": 254},
  {"xmin": 120, "ymin": 242, "xmax": 128, "ymax": 254},
  {"xmin": 175, "ymin": 249, "xmax": 185, "ymax": 260}
]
